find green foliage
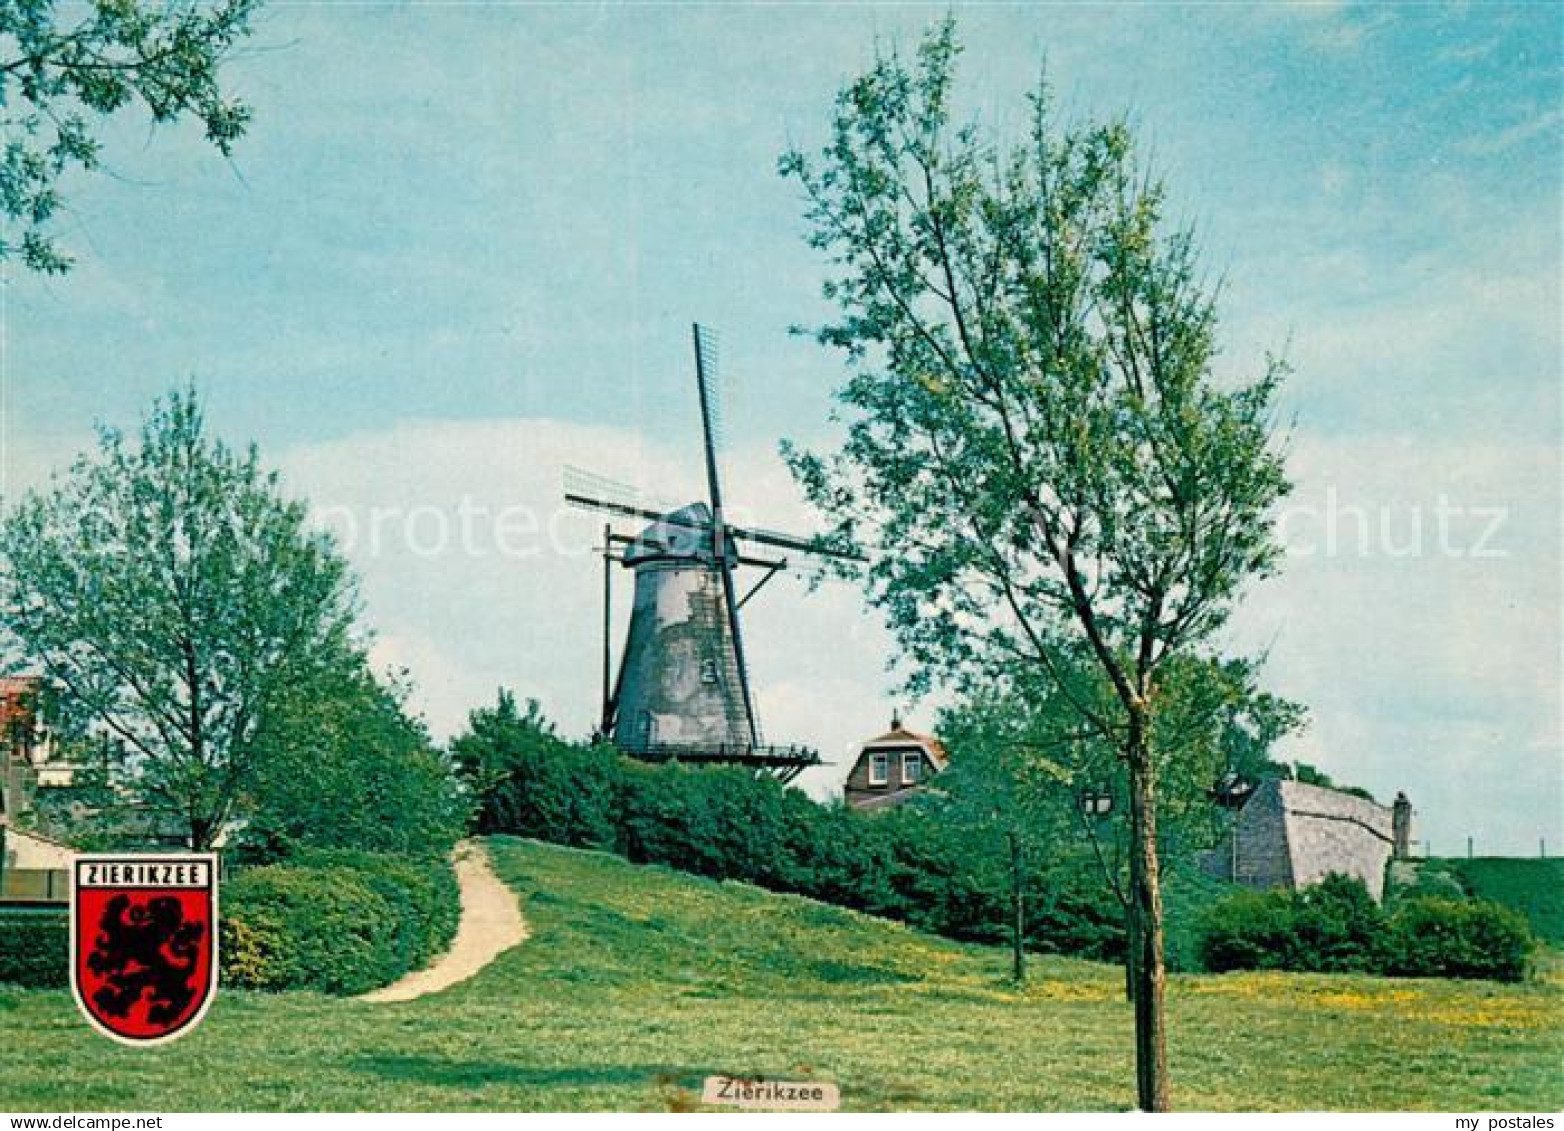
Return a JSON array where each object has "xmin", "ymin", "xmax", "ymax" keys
[
  {"xmin": 289, "ymin": 849, "xmax": 460, "ymax": 969},
  {"xmin": 1198, "ymin": 875, "xmax": 1537, "ymax": 982},
  {"xmin": 452, "ymin": 691, "xmax": 619, "ymax": 849},
  {"xmin": 1387, "ymin": 897, "xmax": 1536, "ymax": 983},
  {"xmin": 780, "ymin": 20, "xmax": 1293, "ymax": 1100},
  {"xmin": 456, "ymin": 697, "xmax": 1129, "ymax": 962},
  {"xmin": 0, "ymin": 909, "xmax": 67, "ymax": 986},
  {"xmin": 220, "ymin": 852, "xmax": 460, "ymax": 994},
  {"xmin": 220, "ymin": 863, "xmax": 399, "ymax": 993},
  {"xmin": 216, "ymin": 909, "xmax": 283, "ymax": 989},
  {"xmin": 779, "ymin": 13, "xmax": 1289, "ymax": 727},
  {"xmin": 1198, "ymin": 876, "xmax": 1390, "ymax": 975},
  {"xmin": 1445, "ymin": 858, "xmax": 1564, "ymax": 945},
  {"xmin": 0, "ymin": 389, "xmax": 360, "ymax": 849},
  {"xmin": 1160, "ymin": 863, "xmax": 1236, "ymax": 974},
  {"xmin": 240, "ymin": 661, "xmax": 469, "ymax": 861},
  {"xmin": 935, "ymin": 655, "xmax": 1303, "ymax": 910},
  {"xmin": 0, "ymin": 0, "xmax": 258, "ymax": 272}
]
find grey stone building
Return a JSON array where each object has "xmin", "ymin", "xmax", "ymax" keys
[{"xmin": 1202, "ymin": 778, "xmax": 1412, "ymax": 901}]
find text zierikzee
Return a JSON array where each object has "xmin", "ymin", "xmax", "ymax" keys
[{"xmin": 701, "ymin": 1075, "xmax": 840, "ymax": 1111}]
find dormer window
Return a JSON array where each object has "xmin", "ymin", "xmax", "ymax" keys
[
  {"xmin": 869, "ymin": 752, "xmax": 889, "ymax": 785},
  {"xmin": 902, "ymin": 752, "xmax": 923, "ymax": 784}
]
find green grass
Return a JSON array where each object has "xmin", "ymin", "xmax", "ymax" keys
[
  {"xmin": 1, "ymin": 837, "xmax": 1559, "ymax": 1111},
  {"xmin": 1428, "ymin": 858, "xmax": 1564, "ymax": 945}
]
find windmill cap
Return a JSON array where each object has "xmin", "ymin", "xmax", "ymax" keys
[{"xmin": 624, "ymin": 502, "xmax": 733, "ymax": 565}]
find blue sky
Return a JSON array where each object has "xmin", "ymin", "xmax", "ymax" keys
[{"xmin": 3, "ymin": 1, "xmax": 1560, "ymax": 855}]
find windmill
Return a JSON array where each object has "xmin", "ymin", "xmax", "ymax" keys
[{"xmin": 563, "ymin": 325, "xmax": 860, "ymax": 783}]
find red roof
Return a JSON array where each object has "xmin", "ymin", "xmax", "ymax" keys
[
  {"xmin": 860, "ymin": 725, "xmax": 949, "ymax": 770},
  {"xmin": 0, "ymin": 676, "xmax": 43, "ymax": 733}
]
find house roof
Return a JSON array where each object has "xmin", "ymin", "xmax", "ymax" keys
[
  {"xmin": 860, "ymin": 725, "xmax": 949, "ymax": 770},
  {"xmin": 0, "ymin": 676, "xmax": 42, "ymax": 733}
]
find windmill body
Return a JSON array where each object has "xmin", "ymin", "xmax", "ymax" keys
[
  {"xmin": 613, "ymin": 503, "xmax": 752, "ymax": 755},
  {"xmin": 564, "ymin": 325, "xmax": 863, "ymax": 782}
]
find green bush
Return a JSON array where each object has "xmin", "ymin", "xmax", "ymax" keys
[
  {"xmin": 221, "ymin": 863, "xmax": 405, "ymax": 994},
  {"xmin": 219, "ymin": 910, "xmax": 287, "ymax": 989},
  {"xmin": 1387, "ymin": 896, "xmax": 1535, "ymax": 982},
  {"xmin": 0, "ymin": 909, "xmax": 67, "ymax": 987},
  {"xmin": 1198, "ymin": 874, "xmax": 1389, "ymax": 974},
  {"xmin": 1447, "ymin": 858, "xmax": 1564, "ymax": 945},
  {"xmin": 1162, "ymin": 864, "xmax": 1236, "ymax": 973},
  {"xmin": 456, "ymin": 696, "xmax": 1130, "ymax": 962},
  {"xmin": 1198, "ymin": 876, "xmax": 1536, "ymax": 982},
  {"xmin": 290, "ymin": 850, "xmax": 460, "ymax": 970},
  {"xmin": 242, "ymin": 662, "xmax": 469, "ymax": 863},
  {"xmin": 1198, "ymin": 888, "xmax": 1301, "ymax": 973},
  {"xmin": 454, "ymin": 693, "xmax": 620, "ymax": 850}
]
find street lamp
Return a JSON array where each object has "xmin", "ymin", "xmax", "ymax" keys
[{"xmin": 1079, "ymin": 788, "xmax": 1114, "ymax": 818}]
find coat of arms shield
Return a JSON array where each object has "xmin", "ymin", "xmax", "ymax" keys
[{"xmin": 70, "ymin": 853, "xmax": 219, "ymax": 1045}]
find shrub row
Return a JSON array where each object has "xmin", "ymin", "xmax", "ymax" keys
[
  {"xmin": 456, "ymin": 712, "xmax": 1127, "ymax": 962},
  {"xmin": 1197, "ymin": 873, "xmax": 1536, "ymax": 982},
  {"xmin": 0, "ymin": 909, "xmax": 68, "ymax": 987},
  {"xmin": 220, "ymin": 851, "xmax": 459, "ymax": 994}
]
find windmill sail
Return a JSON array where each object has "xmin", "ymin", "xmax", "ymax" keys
[{"xmin": 692, "ymin": 324, "xmax": 760, "ymax": 748}]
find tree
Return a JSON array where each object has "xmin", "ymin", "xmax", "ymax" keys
[
  {"xmin": 1, "ymin": 0, "xmax": 258, "ymax": 273},
  {"xmin": 450, "ymin": 691, "xmax": 622, "ymax": 849},
  {"xmin": 926, "ymin": 691, "xmax": 1078, "ymax": 985},
  {"xmin": 780, "ymin": 19, "xmax": 1291, "ymax": 1110},
  {"xmin": 0, "ymin": 388, "xmax": 358, "ymax": 849},
  {"xmin": 240, "ymin": 657, "xmax": 470, "ymax": 862},
  {"xmin": 938, "ymin": 653, "xmax": 1304, "ymax": 994}
]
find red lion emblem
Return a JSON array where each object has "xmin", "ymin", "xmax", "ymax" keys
[{"xmin": 71, "ymin": 855, "xmax": 217, "ymax": 1044}]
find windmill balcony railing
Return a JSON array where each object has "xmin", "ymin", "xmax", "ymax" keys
[{"xmin": 626, "ymin": 741, "xmax": 823, "ymax": 768}]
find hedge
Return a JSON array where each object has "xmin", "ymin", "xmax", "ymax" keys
[
  {"xmin": 0, "ymin": 909, "xmax": 68, "ymax": 987},
  {"xmin": 289, "ymin": 850, "xmax": 459, "ymax": 971},
  {"xmin": 1387, "ymin": 896, "xmax": 1534, "ymax": 982},
  {"xmin": 1197, "ymin": 874, "xmax": 1537, "ymax": 982},
  {"xmin": 0, "ymin": 857, "xmax": 459, "ymax": 995},
  {"xmin": 220, "ymin": 852, "xmax": 460, "ymax": 994},
  {"xmin": 460, "ymin": 720, "xmax": 1128, "ymax": 962}
]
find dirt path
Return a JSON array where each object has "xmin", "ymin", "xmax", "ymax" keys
[{"xmin": 359, "ymin": 840, "xmax": 528, "ymax": 1003}]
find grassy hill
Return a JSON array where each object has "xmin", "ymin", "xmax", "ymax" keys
[
  {"xmin": 0, "ymin": 837, "xmax": 1559, "ymax": 1111},
  {"xmin": 1429, "ymin": 858, "xmax": 1564, "ymax": 945}
]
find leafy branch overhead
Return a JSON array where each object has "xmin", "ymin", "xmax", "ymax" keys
[
  {"xmin": 1, "ymin": 0, "xmax": 258, "ymax": 273},
  {"xmin": 779, "ymin": 17, "xmax": 1290, "ymax": 724}
]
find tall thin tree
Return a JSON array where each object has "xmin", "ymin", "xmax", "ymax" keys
[{"xmin": 780, "ymin": 19, "xmax": 1291, "ymax": 1109}]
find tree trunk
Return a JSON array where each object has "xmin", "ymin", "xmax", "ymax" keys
[
  {"xmin": 1127, "ymin": 709, "xmax": 1170, "ymax": 1112},
  {"xmin": 1124, "ymin": 900, "xmax": 1138, "ymax": 1003},
  {"xmin": 1008, "ymin": 830, "xmax": 1026, "ymax": 984},
  {"xmin": 188, "ymin": 815, "xmax": 213, "ymax": 852}
]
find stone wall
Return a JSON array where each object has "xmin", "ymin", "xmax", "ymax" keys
[
  {"xmin": 1203, "ymin": 778, "xmax": 1397, "ymax": 901},
  {"xmin": 1231, "ymin": 778, "xmax": 1293, "ymax": 890},
  {"xmin": 1280, "ymin": 780, "xmax": 1394, "ymax": 900}
]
